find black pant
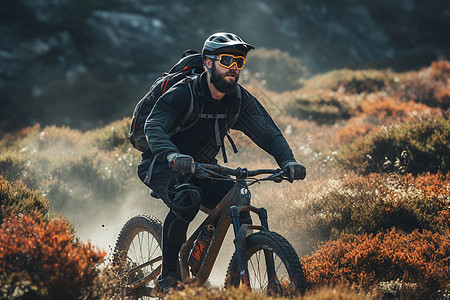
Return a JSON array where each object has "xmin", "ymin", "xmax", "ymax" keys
[{"xmin": 138, "ymin": 160, "xmax": 247, "ymax": 276}]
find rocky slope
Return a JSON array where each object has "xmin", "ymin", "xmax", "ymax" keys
[{"xmin": 1, "ymin": 0, "xmax": 449, "ymax": 131}]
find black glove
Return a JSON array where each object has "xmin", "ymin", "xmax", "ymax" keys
[
  {"xmin": 167, "ymin": 153, "xmax": 195, "ymax": 174},
  {"xmin": 283, "ymin": 162, "xmax": 306, "ymax": 182}
]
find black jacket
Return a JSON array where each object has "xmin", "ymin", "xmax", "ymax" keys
[{"xmin": 141, "ymin": 73, "xmax": 296, "ymax": 181}]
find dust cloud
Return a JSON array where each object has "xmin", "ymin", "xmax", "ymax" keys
[{"xmin": 59, "ymin": 174, "xmax": 237, "ymax": 287}]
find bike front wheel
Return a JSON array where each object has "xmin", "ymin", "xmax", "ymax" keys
[
  {"xmin": 225, "ymin": 230, "xmax": 307, "ymax": 296},
  {"xmin": 113, "ymin": 214, "xmax": 162, "ymax": 299}
]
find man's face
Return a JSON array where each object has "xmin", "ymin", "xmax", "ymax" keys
[{"xmin": 210, "ymin": 57, "xmax": 240, "ymax": 95}]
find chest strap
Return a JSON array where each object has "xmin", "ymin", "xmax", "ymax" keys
[{"xmin": 198, "ymin": 112, "xmax": 237, "ymax": 163}]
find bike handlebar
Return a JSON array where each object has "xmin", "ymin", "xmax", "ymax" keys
[{"xmin": 194, "ymin": 162, "xmax": 287, "ymax": 182}]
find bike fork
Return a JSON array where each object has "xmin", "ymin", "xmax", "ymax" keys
[
  {"xmin": 230, "ymin": 206, "xmax": 276, "ymax": 290},
  {"xmin": 257, "ymin": 208, "xmax": 281, "ymax": 293}
]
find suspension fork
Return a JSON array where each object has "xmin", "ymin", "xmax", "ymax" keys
[
  {"xmin": 231, "ymin": 204, "xmax": 273, "ymax": 289},
  {"xmin": 252, "ymin": 207, "xmax": 281, "ymax": 292}
]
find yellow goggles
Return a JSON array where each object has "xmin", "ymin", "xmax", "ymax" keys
[{"xmin": 205, "ymin": 54, "xmax": 246, "ymax": 69}]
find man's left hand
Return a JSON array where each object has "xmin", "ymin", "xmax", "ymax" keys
[{"xmin": 283, "ymin": 162, "xmax": 306, "ymax": 182}]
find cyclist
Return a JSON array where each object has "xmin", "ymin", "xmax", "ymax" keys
[{"xmin": 137, "ymin": 32, "xmax": 306, "ymax": 293}]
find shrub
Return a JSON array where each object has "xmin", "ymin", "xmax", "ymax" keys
[
  {"xmin": 87, "ymin": 118, "xmax": 131, "ymax": 151},
  {"xmin": 337, "ymin": 114, "xmax": 450, "ymax": 175},
  {"xmin": 358, "ymin": 93, "xmax": 437, "ymax": 121},
  {"xmin": 275, "ymin": 172, "xmax": 449, "ymax": 255},
  {"xmin": 301, "ymin": 68, "xmax": 397, "ymax": 94},
  {"xmin": 0, "ymin": 124, "xmax": 41, "ymax": 149},
  {"xmin": 332, "ymin": 93, "xmax": 439, "ymax": 144},
  {"xmin": 282, "ymin": 90, "xmax": 361, "ymax": 124},
  {"xmin": 0, "ymin": 122, "xmax": 141, "ymax": 218},
  {"xmin": 384, "ymin": 60, "xmax": 450, "ymax": 110},
  {"xmin": 0, "ymin": 214, "xmax": 106, "ymax": 299},
  {"xmin": 332, "ymin": 117, "xmax": 377, "ymax": 144},
  {"xmin": 0, "ymin": 150, "xmax": 31, "ymax": 185},
  {"xmin": 302, "ymin": 228, "xmax": 450, "ymax": 299},
  {"xmin": 428, "ymin": 60, "xmax": 450, "ymax": 82},
  {"xmin": 0, "ymin": 176, "xmax": 50, "ymax": 223}
]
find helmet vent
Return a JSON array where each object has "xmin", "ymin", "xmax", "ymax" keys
[
  {"xmin": 217, "ymin": 37, "xmax": 228, "ymax": 43},
  {"xmin": 202, "ymin": 32, "xmax": 254, "ymax": 57}
]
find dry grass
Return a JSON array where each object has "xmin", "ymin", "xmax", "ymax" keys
[{"xmin": 165, "ymin": 285, "xmax": 371, "ymax": 300}]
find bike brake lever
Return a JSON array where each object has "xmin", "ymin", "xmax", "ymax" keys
[{"xmin": 267, "ymin": 171, "xmax": 285, "ymax": 183}]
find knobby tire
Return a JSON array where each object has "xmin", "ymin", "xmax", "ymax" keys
[
  {"xmin": 113, "ymin": 214, "xmax": 163, "ymax": 299},
  {"xmin": 225, "ymin": 230, "xmax": 307, "ymax": 296}
]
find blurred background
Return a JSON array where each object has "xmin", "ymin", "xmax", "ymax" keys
[{"xmin": 1, "ymin": 0, "xmax": 449, "ymax": 134}]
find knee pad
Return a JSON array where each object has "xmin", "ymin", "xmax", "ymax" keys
[{"xmin": 170, "ymin": 184, "xmax": 201, "ymax": 223}]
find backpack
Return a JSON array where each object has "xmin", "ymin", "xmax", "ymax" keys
[
  {"xmin": 128, "ymin": 50, "xmax": 204, "ymax": 152},
  {"xmin": 129, "ymin": 49, "xmax": 242, "ymax": 162}
]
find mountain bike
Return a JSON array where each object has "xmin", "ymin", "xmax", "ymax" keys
[{"xmin": 113, "ymin": 162, "xmax": 307, "ymax": 298}]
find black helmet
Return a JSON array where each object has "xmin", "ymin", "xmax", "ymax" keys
[{"xmin": 202, "ymin": 32, "xmax": 254, "ymax": 58}]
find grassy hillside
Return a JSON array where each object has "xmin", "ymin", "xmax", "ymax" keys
[{"xmin": 1, "ymin": 60, "xmax": 449, "ymax": 299}]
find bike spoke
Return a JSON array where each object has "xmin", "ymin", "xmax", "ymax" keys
[
  {"xmin": 126, "ymin": 231, "xmax": 162, "ymax": 284},
  {"xmin": 245, "ymin": 248, "xmax": 295, "ymax": 295},
  {"xmin": 248, "ymin": 250, "xmax": 270, "ymax": 293},
  {"xmin": 255, "ymin": 251, "xmax": 262, "ymax": 288},
  {"xmin": 138, "ymin": 232, "xmax": 145, "ymax": 263}
]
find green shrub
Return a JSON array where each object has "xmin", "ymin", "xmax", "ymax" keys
[
  {"xmin": 0, "ymin": 176, "xmax": 50, "ymax": 223},
  {"xmin": 282, "ymin": 90, "xmax": 360, "ymax": 124},
  {"xmin": 337, "ymin": 114, "xmax": 450, "ymax": 175},
  {"xmin": 302, "ymin": 68, "xmax": 397, "ymax": 94},
  {"xmin": 87, "ymin": 118, "xmax": 131, "ymax": 151},
  {"xmin": 0, "ymin": 151, "xmax": 29, "ymax": 184}
]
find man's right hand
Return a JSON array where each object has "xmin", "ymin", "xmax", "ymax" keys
[{"xmin": 167, "ymin": 153, "xmax": 195, "ymax": 174}]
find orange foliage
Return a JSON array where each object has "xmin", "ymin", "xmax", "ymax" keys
[
  {"xmin": 332, "ymin": 91, "xmax": 441, "ymax": 144},
  {"xmin": 332, "ymin": 118, "xmax": 376, "ymax": 144},
  {"xmin": 434, "ymin": 83, "xmax": 450, "ymax": 107},
  {"xmin": 0, "ymin": 214, "xmax": 106, "ymax": 299},
  {"xmin": 402, "ymin": 172, "xmax": 449, "ymax": 197},
  {"xmin": 302, "ymin": 228, "xmax": 450, "ymax": 297},
  {"xmin": 434, "ymin": 210, "xmax": 450, "ymax": 231},
  {"xmin": 360, "ymin": 94, "xmax": 436, "ymax": 120},
  {"xmin": 402, "ymin": 172, "xmax": 450, "ymax": 230},
  {"xmin": 384, "ymin": 60, "xmax": 450, "ymax": 109},
  {"xmin": 0, "ymin": 124, "xmax": 41, "ymax": 148},
  {"xmin": 428, "ymin": 59, "xmax": 450, "ymax": 82}
]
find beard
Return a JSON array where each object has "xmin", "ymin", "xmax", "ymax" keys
[{"xmin": 211, "ymin": 63, "xmax": 239, "ymax": 95}]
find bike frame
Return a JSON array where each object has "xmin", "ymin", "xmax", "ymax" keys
[
  {"xmin": 120, "ymin": 165, "xmax": 286, "ymax": 296},
  {"xmin": 179, "ymin": 178, "xmax": 272, "ymax": 287}
]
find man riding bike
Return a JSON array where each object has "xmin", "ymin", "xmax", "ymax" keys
[{"xmin": 137, "ymin": 32, "xmax": 306, "ymax": 294}]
